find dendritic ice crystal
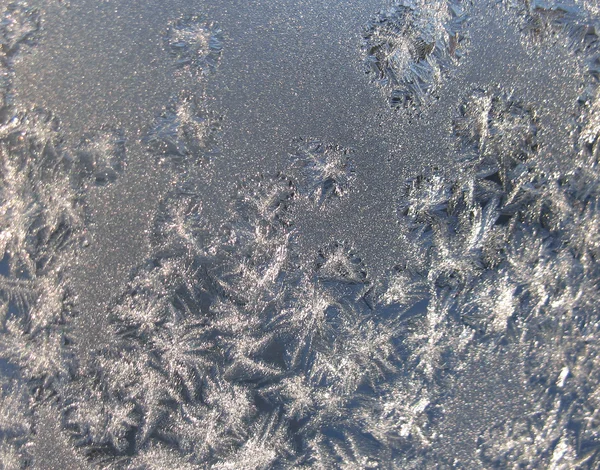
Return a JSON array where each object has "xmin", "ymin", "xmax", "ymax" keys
[
  {"xmin": 143, "ymin": 95, "xmax": 221, "ymax": 166},
  {"xmin": 2, "ymin": 0, "xmax": 600, "ymax": 468},
  {"xmin": 0, "ymin": 108, "xmax": 84, "ymax": 278},
  {"xmin": 165, "ymin": 15, "xmax": 224, "ymax": 76},
  {"xmin": 504, "ymin": 0, "xmax": 600, "ymax": 60},
  {"xmin": 72, "ymin": 128, "xmax": 126, "ymax": 186},
  {"xmin": 290, "ymin": 139, "xmax": 355, "ymax": 204},
  {"xmin": 362, "ymin": 0, "xmax": 469, "ymax": 109},
  {"xmin": 453, "ymin": 88, "xmax": 538, "ymax": 183}
]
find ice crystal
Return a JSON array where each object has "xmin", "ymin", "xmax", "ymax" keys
[
  {"xmin": 62, "ymin": 376, "xmax": 139, "ymax": 454},
  {"xmin": 315, "ymin": 242, "xmax": 367, "ymax": 286},
  {"xmin": 72, "ymin": 128, "xmax": 126, "ymax": 187},
  {"xmin": 2, "ymin": 2, "xmax": 600, "ymax": 468},
  {"xmin": 290, "ymin": 139, "xmax": 355, "ymax": 204},
  {"xmin": 476, "ymin": 401, "xmax": 586, "ymax": 469},
  {"xmin": 0, "ymin": 3, "xmax": 40, "ymax": 58},
  {"xmin": 125, "ymin": 443, "xmax": 198, "ymax": 470},
  {"xmin": 143, "ymin": 95, "xmax": 221, "ymax": 166},
  {"xmin": 506, "ymin": 0, "xmax": 600, "ymax": 57},
  {"xmin": 0, "ymin": 61, "xmax": 11, "ymax": 112},
  {"xmin": 165, "ymin": 15, "xmax": 223, "ymax": 76},
  {"xmin": 1, "ymin": 320, "xmax": 73, "ymax": 390},
  {"xmin": 213, "ymin": 414, "xmax": 291, "ymax": 470},
  {"xmin": 453, "ymin": 88, "xmax": 539, "ymax": 173},
  {"xmin": 381, "ymin": 82, "xmax": 600, "ymax": 464},
  {"xmin": 0, "ymin": 377, "xmax": 31, "ymax": 464},
  {"xmin": 53, "ymin": 171, "xmax": 407, "ymax": 466},
  {"xmin": 0, "ymin": 3, "xmax": 40, "ymax": 119},
  {"xmin": 151, "ymin": 188, "xmax": 217, "ymax": 258},
  {"xmin": 0, "ymin": 106, "xmax": 84, "ymax": 392},
  {"xmin": 362, "ymin": 0, "xmax": 470, "ymax": 109},
  {"xmin": 0, "ymin": 108, "xmax": 84, "ymax": 277}
]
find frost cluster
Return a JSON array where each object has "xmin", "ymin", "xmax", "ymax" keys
[
  {"xmin": 362, "ymin": 0, "xmax": 470, "ymax": 110},
  {"xmin": 165, "ymin": 15, "xmax": 224, "ymax": 77},
  {"xmin": 289, "ymin": 139, "xmax": 355, "ymax": 204},
  {"xmin": 72, "ymin": 128, "xmax": 126, "ymax": 187},
  {"xmin": 143, "ymin": 95, "xmax": 221, "ymax": 168},
  {"xmin": 504, "ymin": 0, "xmax": 600, "ymax": 62},
  {"xmin": 1, "ymin": 1, "xmax": 600, "ymax": 469}
]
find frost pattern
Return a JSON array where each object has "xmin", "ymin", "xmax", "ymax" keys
[
  {"xmin": 386, "ymin": 87, "xmax": 600, "ymax": 466},
  {"xmin": 4, "ymin": 96, "xmax": 600, "ymax": 466},
  {"xmin": 453, "ymin": 88, "xmax": 539, "ymax": 183},
  {"xmin": 72, "ymin": 128, "xmax": 126, "ymax": 187},
  {"xmin": 0, "ymin": 3, "xmax": 40, "ymax": 113},
  {"xmin": 0, "ymin": 109, "xmax": 83, "ymax": 278},
  {"xmin": 0, "ymin": 5, "xmax": 131, "ymax": 468},
  {"xmin": 290, "ymin": 139, "xmax": 355, "ymax": 204},
  {"xmin": 74, "ymin": 84, "xmax": 595, "ymax": 467},
  {"xmin": 165, "ymin": 15, "xmax": 223, "ymax": 77},
  {"xmin": 0, "ymin": 3, "xmax": 40, "ymax": 58},
  {"xmin": 39, "ymin": 169, "xmax": 401, "ymax": 467},
  {"xmin": 362, "ymin": 0, "xmax": 470, "ymax": 110},
  {"xmin": 143, "ymin": 95, "xmax": 221, "ymax": 167},
  {"xmin": 2, "ymin": 2, "xmax": 600, "ymax": 469},
  {"xmin": 505, "ymin": 0, "xmax": 600, "ymax": 63},
  {"xmin": 0, "ymin": 108, "xmax": 82, "ymax": 468}
]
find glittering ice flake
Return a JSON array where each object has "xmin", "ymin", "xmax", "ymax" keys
[
  {"xmin": 72, "ymin": 127, "xmax": 126, "ymax": 186},
  {"xmin": 0, "ymin": 108, "xmax": 84, "ymax": 277},
  {"xmin": 505, "ymin": 0, "xmax": 600, "ymax": 54},
  {"xmin": 453, "ymin": 88, "xmax": 539, "ymax": 181},
  {"xmin": 165, "ymin": 15, "xmax": 223, "ymax": 76},
  {"xmin": 151, "ymin": 188, "xmax": 218, "ymax": 258},
  {"xmin": 0, "ymin": 3, "xmax": 40, "ymax": 58},
  {"xmin": 362, "ymin": 0, "xmax": 469, "ymax": 110},
  {"xmin": 290, "ymin": 139, "xmax": 355, "ymax": 204},
  {"xmin": 143, "ymin": 95, "xmax": 221, "ymax": 166}
]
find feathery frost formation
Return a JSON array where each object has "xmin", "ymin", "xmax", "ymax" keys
[
  {"xmin": 0, "ymin": 4, "xmax": 79, "ymax": 464},
  {"xmin": 362, "ymin": 0, "xmax": 469, "ymax": 110},
  {"xmin": 289, "ymin": 139, "xmax": 356, "ymax": 205},
  {"xmin": 72, "ymin": 128, "xmax": 126, "ymax": 187},
  {"xmin": 503, "ymin": 0, "xmax": 600, "ymax": 85},
  {"xmin": 88, "ymin": 171, "xmax": 399, "ymax": 468},
  {"xmin": 143, "ymin": 95, "xmax": 221, "ymax": 168},
  {"xmin": 0, "ymin": 3, "xmax": 128, "ymax": 465},
  {"xmin": 1, "ymin": 1, "xmax": 600, "ymax": 468},
  {"xmin": 165, "ymin": 15, "xmax": 224, "ymax": 77}
]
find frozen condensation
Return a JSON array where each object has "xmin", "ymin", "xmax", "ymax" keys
[
  {"xmin": 165, "ymin": 15, "xmax": 224, "ymax": 77},
  {"xmin": 0, "ymin": 3, "xmax": 40, "ymax": 58},
  {"xmin": 143, "ymin": 95, "xmax": 221, "ymax": 166},
  {"xmin": 453, "ymin": 88, "xmax": 538, "ymax": 185},
  {"xmin": 290, "ymin": 139, "xmax": 355, "ymax": 204},
  {"xmin": 362, "ymin": 0, "xmax": 469, "ymax": 109},
  {"xmin": 0, "ymin": 108, "xmax": 84, "ymax": 278},
  {"xmin": 72, "ymin": 127, "xmax": 126, "ymax": 186},
  {"xmin": 506, "ymin": 0, "xmax": 600, "ymax": 57},
  {"xmin": 1, "ymin": 1, "xmax": 600, "ymax": 468},
  {"xmin": 0, "ymin": 3, "xmax": 41, "ymax": 116}
]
